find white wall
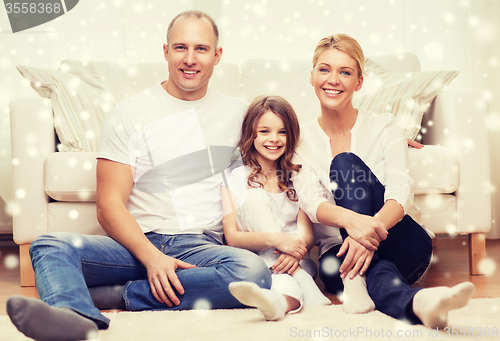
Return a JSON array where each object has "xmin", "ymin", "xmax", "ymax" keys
[{"xmin": 0, "ymin": 0, "xmax": 499, "ymax": 237}]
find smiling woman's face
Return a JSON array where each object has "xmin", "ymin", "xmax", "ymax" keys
[{"xmin": 310, "ymin": 48, "xmax": 363, "ymax": 112}]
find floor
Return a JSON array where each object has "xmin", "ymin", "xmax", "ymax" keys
[{"xmin": 1, "ymin": 235, "xmax": 499, "ymax": 314}]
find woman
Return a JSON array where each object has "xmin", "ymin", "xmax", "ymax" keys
[{"xmin": 292, "ymin": 33, "xmax": 474, "ymax": 328}]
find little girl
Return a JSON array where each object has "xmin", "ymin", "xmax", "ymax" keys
[{"xmin": 221, "ymin": 96, "xmax": 331, "ymax": 321}]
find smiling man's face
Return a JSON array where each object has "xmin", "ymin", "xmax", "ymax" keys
[{"xmin": 163, "ymin": 16, "xmax": 222, "ymax": 101}]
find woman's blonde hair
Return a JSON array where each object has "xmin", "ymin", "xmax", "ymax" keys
[{"xmin": 312, "ymin": 34, "xmax": 364, "ymax": 78}]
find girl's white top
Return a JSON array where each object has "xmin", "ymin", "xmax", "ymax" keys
[{"xmin": 225, "ymin": 165, "xmax": 315, "ymax": 274}]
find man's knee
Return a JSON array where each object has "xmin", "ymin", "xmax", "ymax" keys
[
  {"xmin": 30, "ymin": 232, "xmax": 84, "ymax": 259},
  {"xmin": 227, "ymin": 249, "xmax": 272, "ymax": 289}
]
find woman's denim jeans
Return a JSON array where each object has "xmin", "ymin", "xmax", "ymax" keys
[
  {"xmin": 30, "ymin": 232, "xmax": 272, "ymax": 329},
  {"xmin": 319, "ymin": 152, "xmax": 433, "ymax": 324}
]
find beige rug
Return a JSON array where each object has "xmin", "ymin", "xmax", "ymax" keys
[{"xmin": 1, "ymin": 298, "xmax": 498, "ymax": 341}]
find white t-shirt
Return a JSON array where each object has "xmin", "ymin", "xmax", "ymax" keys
[
  {"xmin": 97, "ymin": 84, "xmax": 248, "ymax": 242},
  {"xmin": 292, "ymin": 110, "xmax": 417, "ymax": 256}
]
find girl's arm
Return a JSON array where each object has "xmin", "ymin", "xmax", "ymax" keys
[
  {"xmin": 272, "ymin": 209, "xmax": 314, "ymax": 275},
  {"xmin": 296, "ymin": 209, "xmax": 314, "ymax": 251},
  {"xmin": 221, "ymin": 186, "xmax": 307, "ymax": 259}
]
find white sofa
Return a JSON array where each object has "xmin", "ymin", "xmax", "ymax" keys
[{"xmin": 10, "ymin": 53, "xmax": 491, "ymax": 286}]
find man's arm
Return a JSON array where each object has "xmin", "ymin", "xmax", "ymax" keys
[{"xmin": 96, "ymin": 158, "xmax": 195, "ymax": 307}]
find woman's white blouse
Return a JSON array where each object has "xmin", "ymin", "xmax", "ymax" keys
[{"xmin": 292, "ymin": 110, "xmax": 417, "ymax": 256}]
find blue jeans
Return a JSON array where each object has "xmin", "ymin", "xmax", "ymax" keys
[
  {"xmin": 319, "ymin": 152, "xmax": 433, "ymax": 324},
  {"xmin": 30, "ymin": 232, "xmax": 272, "ymax": 329}
]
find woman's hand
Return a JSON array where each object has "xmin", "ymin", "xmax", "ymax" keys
[
  {"xmin": 341, "ymin": 210, "xmax": 388, "ymax": 250},
  {"xmin": 272, "ymin": 252, "xmax": 301, "ymax": 275},
  {"xmin": 337, "ymin": 236, "xmax": 374, "ymax": 279},
  {"xmin": 407, "ymin": 139, "xmax": 424, "ymax": 149},
  {"xmin": 273, "ymin": 233, "xmax": 307, "ymax": 260}
]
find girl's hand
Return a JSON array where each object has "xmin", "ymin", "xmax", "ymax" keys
[
  {"xmin": 272, "ymin": 252, "xmax": 300, "ymax": 274},
  {"xmin": 273, "ymin": 234, "xmax": 307, "ymax": 260},
  {"xmin": 337, "ymin": 237, "xmax": 374, "ymax": 279}
]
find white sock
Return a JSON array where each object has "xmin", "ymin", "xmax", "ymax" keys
[
  {"xmin": 342, "ymin": 274, "xmax": 375, "ymax": 314},
  {"xmin": 229, "ymin": 282, "xmax": 287, "ymax": 321},
  {"xmin": 293, "ymin": 269, "xmax": 331, "ymax": 306},
  {"xmin": 412, "ymin": 282, "xmax": 475, "ymax": 328}
]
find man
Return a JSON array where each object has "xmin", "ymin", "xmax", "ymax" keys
[{"xmin": 7, "ymin": 11, "xmax": 271, "ymax": 341}]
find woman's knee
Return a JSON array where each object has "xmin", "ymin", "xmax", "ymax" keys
[{"xmin": 330, "ymin": 152, "xmax": 364, "ymax": 171}]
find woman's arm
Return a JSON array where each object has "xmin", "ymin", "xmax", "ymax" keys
[
  {"xmin": 316, "ymin": 202, "xmax": 387, "ymax": 250},
  {"xmin": 221, "ymin": 186, "xmax": 307, "ymax": 259},
  {"xmin": 374, "ymin": 199, "xmax": 404, "ymax": 230},
  {"xmin": 292, "ymin": 157, "xmax": 386, "ymax": 250},
  {"xmin": 374, "ymin": 117, "xmax": 415, "ymax": 229}
]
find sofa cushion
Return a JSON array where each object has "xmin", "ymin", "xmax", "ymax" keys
[
  {"xmin": 364, "ymin": 58, "xmax": 390, "ymax": 74},
  {"xmin": 353, "ymin": 67, "xmax": 459, "ymax": 140},
  {"xmin": 414, "ymin": 194, "xmax": 457, "ymax": 234},
  {"xmin": 369, "ymin": 52, "xmax": 421, "ymax": 73},
  {"xmin": 16, "ymin": 64, "xmax": 115, "ymax": 152},
  {"xmin": 45, "ymin": 145, "xmax": 458, "ymax": 202},
  {"xmin": 408, "ymin": 145, "xmax": 459, "ymax": 194},
  {"xmin": 48, "ymin": 202, "xmax": 105, "ymax": 235},
  {"xmin": 241, "ymin": 60, "xmax": 318, "ymax": 123},
  {"xmin": 45, "ymin": 152, "xmax": 97, "ymax": 201}
]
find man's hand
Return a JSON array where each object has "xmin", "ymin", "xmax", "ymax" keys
[
  {"xmin": 341, "ymin": 211, "xmax": 388, "ymax": 250},
  {"xmin": 337, "ymin": 237, "xmax": 374, "ymax": 279},
  {"xmin": 146, "ymin": 253, "xmax": 196, "ymax": 307},
  {"xmin": 273, "ymin": 234, "xmax": 307, "ymax": 260},
  {"xmin": 271, "ymin": 252, "xmax": 300, "ymax": 275}
]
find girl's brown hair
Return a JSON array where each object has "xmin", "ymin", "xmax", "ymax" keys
[{"xmin": 238, "ymin": 96, "xmax": 301, "ymax": 201}]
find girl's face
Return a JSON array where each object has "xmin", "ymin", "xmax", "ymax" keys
[
  {"xmin": 253, "ymin": 111, "xmax": 287, "ymax": 168},
  {"xmin": 310, "ymin": 48, "xmax": 363, "ymax": 112}
]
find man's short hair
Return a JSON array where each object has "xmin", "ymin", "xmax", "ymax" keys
[{"xmin": 166, "ymin": 10, "xmax": 219, "ymax": 48}]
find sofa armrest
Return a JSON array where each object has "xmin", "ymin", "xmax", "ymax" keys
[
  {"xmin": 10, "ymin": 98, "xmax": 56, "ymax": 244},
  {"xmin": 423, "ymin": 91, "xmax": 491, "ymax": 234}
]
